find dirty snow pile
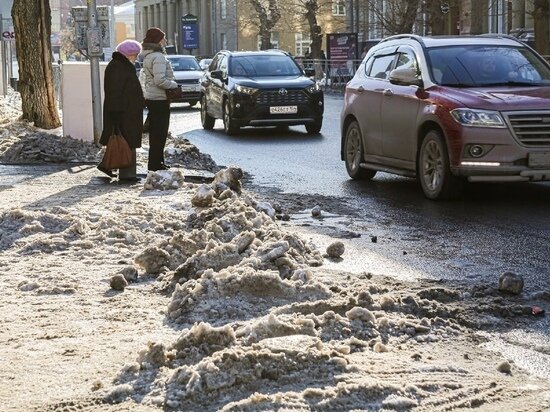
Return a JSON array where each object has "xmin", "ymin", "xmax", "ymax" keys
[
  {"xmin": 0, "ymin": 93, "xmax": 101, "ymax": 164},
  {"xmin": 0, "ymin": 93, "xmax": 217, "ymax": 169},
  {"xmin": 132, "ymin": 166, "xmax": 323, "ymax": 295},
  {"xmin": 101, "ymin": 166, "xmax": 550, "ymax": 410},
  {"xmin": 163, "ymin": 135, "xmax": 219, "ymax": 172}
]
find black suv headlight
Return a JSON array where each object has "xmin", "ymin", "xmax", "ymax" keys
[
  {"xmin": 235, "ymin": 84, "xmax": 258, "ymax": 95},
  {"xmin": 306, "ymin": 83, "xmax": 321, "ymax": 93}
]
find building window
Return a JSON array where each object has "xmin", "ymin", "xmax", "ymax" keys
[
  {"xmin": 256, "ymin": 32, "xmax": 279, "ymax": 50},
  {"xmin": 221, "ymin": 0, "xmax": 227, "ymax": 19},
  {"xmin": 295, "ymin": 32, "xmax": 311, "ymax": 57},
  {"xmin": 332, "ymin": 0, "xmax": 346, "ymax": 16},
  {"xmin": 221, "ymin": 33, "xmax": 227, "ymax": 50}
]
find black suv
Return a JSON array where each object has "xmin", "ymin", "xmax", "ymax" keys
[{"xmin": 200, "ymin": 50, "xmax": 324, "ymax": 135}]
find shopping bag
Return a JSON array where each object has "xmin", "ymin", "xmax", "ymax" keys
[{"xmin": 101, "ymin": 133, "xmax": 133, "ymax": 170}]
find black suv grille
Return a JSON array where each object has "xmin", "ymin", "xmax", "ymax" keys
[
  {"xmin": 256, "ymin": 89, "xmax": 309, "ymax": 105},
  {"xmin": 505, "ymin": 111, "xmax": 550, "ymax": 147}
]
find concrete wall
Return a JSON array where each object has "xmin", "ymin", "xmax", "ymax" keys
[{"xmin": 61, "ymin": 62, "xmax": 108, "ymax": 142}]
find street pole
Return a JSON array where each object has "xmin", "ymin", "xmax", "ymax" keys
[
  {"xmin": 0, "ymin": 14, "xmax": 5, "ymax": 96},
  {"xmin": 212, "ymin": 0, "xmax": 217, "ymax": 53},
  {"xmin": 87, "ymin": 0, "xmax": 103, "ymax": 145},
  {"xmin": 349, "ymin": 0, "xmax": 355, "ymax": 33},
  {"xmin": 110, "ymin": 0, "xmax": 115, "ymax": 51}
]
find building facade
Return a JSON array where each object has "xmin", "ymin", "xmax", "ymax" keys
[
  {"xmin": 134, "ymin": 0, "xmax": 347, "ymax": 57},
  {"xmin": 134, "ymin": 0, "xmax": 215, "ymax": 56},
  {"xmin": 133, "ymin": 0, "xmax": 545, "ymax": 58}
]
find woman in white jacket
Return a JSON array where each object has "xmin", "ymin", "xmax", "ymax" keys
[{"xmin": 141, "ymin": 27, "xmax": 178, "ymax": 171}]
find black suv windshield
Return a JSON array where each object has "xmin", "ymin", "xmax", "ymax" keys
[
  {"xmin": 229, "ymin": 55, "xmax": 302, "ymax": 77},
  {"xmin": 427, "ymin": 45, "xmax": 550, "ymax": 86}
]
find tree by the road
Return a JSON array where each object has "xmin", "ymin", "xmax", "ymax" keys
[
  {"xmin": 533, "ymin": 0, "xmax": 550, "ymax": 55},
  {"xmin": 279, "ymin": 0, "xmax": 329, "ymax": 59},
  {"xmin": 249, "ymin": 0, "xmax": 281, "ymax": 50},
  {"xmin": 362, "ymin": 0, "xmax": 422, "ymax": 34},
  {"xmin": 12, "ymin": 0, "xmax": 60, "ymax": 129}
]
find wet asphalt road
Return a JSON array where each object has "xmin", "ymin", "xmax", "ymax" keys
[{"xmin": 170, "ymin": 95, "xmax": 550, "ymax": 292}]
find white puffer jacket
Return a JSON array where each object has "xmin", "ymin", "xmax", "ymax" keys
[{"xmin": 140, "ymin": 43, "xmax": 177, "ymax": 100}]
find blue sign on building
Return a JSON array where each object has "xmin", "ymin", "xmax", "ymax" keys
[{"xmin": 181, "ymin": 14, "xmax": 198, "ymax": 50}]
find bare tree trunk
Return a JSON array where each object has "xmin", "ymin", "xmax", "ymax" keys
[
  {"xmin": 459, "ymin": 0, "xmax": 472, "ymax": 34},
  {"xmin": 427, "ymin": 0, "xmax": 446, "ymax": 35},
  {"xmin": 397, "ymin": 0, "xmax": 422, "ymax": 33},
  {"xmin": 533, "ymin": 0, "xmax": 550, "ymax": 55},
  {"xmin": 250, "ymin": 0, "xmax": 281, "ymax": 50},
  {"xmin": 511, "ymin": 0, "xmax": 526, "ymax": 30},
  {"xmin": 12, "ymin": 0, "xmax": 60, "ymax": 129},
  {"xmin": 470, "ymin": 0, "xmax": 484, "ymax": 34},
  {"xmin": 304, "ymin": 1, "xmax": 322, "ymax": 59}
]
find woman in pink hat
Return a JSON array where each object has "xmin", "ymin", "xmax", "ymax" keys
[{"xmin": 98, "ymin": 39, "xmax": 145, "ymax": 181}]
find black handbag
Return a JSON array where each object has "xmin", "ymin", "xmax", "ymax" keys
[{"xmin": 166, "ymin": 86, "xmax": 184, "ymax": 101}]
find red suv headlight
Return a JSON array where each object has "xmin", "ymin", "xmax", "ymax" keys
[{"xmin": 450, "ymin": 108, "xmax": 506, "ymax": 128}]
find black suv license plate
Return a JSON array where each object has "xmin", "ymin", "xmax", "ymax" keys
[
  {"xmin": 270, "ymin": 106, "xmax": 297, "ymax": 114},
  {"xmin": 528, "ymin": 152, "xmax": 550, "ymax": 168}
]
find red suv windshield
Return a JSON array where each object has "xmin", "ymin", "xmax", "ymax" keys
[{"xmin": 427, "ymin": 45, "xmax": 550, "ymax": 87}]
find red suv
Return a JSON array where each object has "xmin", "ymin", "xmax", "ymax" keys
[{"xmin": 341, "ymin": 34, "xmax": 550, "ymax": 200}]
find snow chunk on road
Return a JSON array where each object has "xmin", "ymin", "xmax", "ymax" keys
[
  {"xmin": 191, "ymin": 184, "xmax": 215, "ymax": 207},
  {"xmin": 134, "ymin": 246, "xmax": 170, "ymax": 275},
  {"xmin": 144, "ymin": 170, "xmax": 186, "ymax": 190},
  {"xmin": 346, "ymin": 307, "xmax": 376, "ymax": 324},
  {"xmin": 212, "ymin": 166, "xmax": 243, "ymax": 194}
]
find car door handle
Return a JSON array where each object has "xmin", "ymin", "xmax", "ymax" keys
[
  {"xmin": 383, "ymin": 89, "xmax": 393, "ymax": 96},
  {"xmin": 357, "ymin": 85, "xmax": 365, "ymax": 93}
]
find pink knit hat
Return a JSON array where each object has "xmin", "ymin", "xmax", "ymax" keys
[{"xmin": 116, "ymin": 40, "xmax": 142, "ymax": 57}]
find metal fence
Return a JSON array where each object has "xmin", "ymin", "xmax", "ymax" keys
[{"xmin": 296, "ymin": 58, "xmax": 363, "ymax": 92}]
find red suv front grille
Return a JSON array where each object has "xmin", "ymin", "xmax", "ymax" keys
[{"xmin": 504, "ymin": 111, "xmax": 550, "ymax": 147}]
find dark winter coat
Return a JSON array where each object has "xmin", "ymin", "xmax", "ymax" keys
[{"xmin": 100, "ymin": 52, "xmax": 145, "ymax": 148}]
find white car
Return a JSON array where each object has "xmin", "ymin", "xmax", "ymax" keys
[{"xmin": 166, "ymin": 55, "xmax": 203, "ymax": 106}]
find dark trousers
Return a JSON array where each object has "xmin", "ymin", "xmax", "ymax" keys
[{"xmin": 145, "ymin": 99, "xmax": 170, "ymax": 170}]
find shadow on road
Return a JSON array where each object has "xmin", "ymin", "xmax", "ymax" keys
[{"xmin": 197, "ymin": 126, "xmax": 325, "ymax": 144}]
